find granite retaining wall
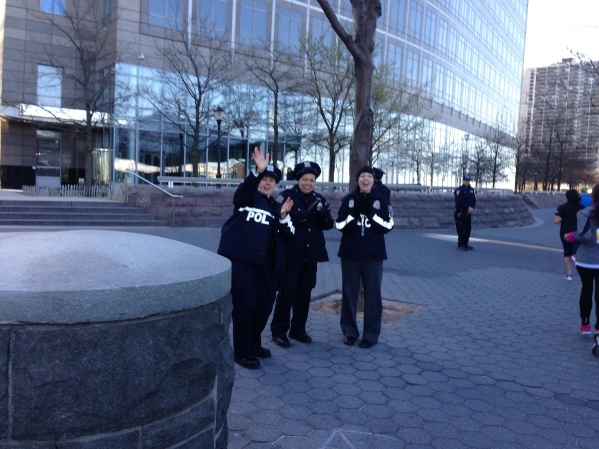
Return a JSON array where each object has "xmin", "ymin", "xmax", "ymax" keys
[
  {"xmin": 128, "ymin": 187, "xmax": 535, "ymax": 228},
  {"xmin": 0, "ymin": 231, "xmax": 234, "ymax": 449}
]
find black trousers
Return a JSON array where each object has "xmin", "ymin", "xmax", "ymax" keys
[
  {"xmin": 340, "ymin": 258, "xmax": 383, "ymax": 343},
  {"xmin": 455, "ymin": 209, "xmax": 472, "ymax": 247},
  {"xmin": 271, "ymin": 262, "xmax": 317, "ymax": 337},
  {"xmin": 229, "ymin": 257, "xmax": 277, "ymax": 359},
  {"xmin": 576, "ymin": 265, "xmax": 599, "ymax": 329}
]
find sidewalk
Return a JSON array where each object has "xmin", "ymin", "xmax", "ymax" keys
[
  {"xmin": 2, "ymin": 209, "xmax": 597, "ymax": 448},
  {"xmin": 224, "ymin": 208, "xmax": 599, "ymax": 449}
]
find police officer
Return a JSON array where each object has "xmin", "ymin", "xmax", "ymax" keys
[
  {"xmin": 454, "ymin": 174, "xmax": 476, "ymax": 251},
  {"xmin": 270, "ymin": 161, "xmax": 334, "ymax": 347},
  {"xmin": 218, "ymin": 147, "xmax": 294, "ymax": 369},
  {"xmin": 336, "ymin": 166, "xmax": 394, "ymax": 348},
  {"xmin": 373, "ymin": 167, "xmax": 391, "ymax": 201}
]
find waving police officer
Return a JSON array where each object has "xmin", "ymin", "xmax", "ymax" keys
[
  {"xmin": 270, "ymin": 161, "xmax": 334, "ymax": 347},
  {"xmin": 218, "ymin": 147, "xmax": 294, "ymax": 369},
  {"xmin": 335, "ymin": 166, "xmax": 394, "ymax": 349},
  {"xmin": 454, "ymin": 174, "xmax": 476, "ymax": 251}
]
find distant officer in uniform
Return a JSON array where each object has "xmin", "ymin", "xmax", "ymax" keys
[
  {"xmin": 373, "ymin": 167, "xmax": 391, "ymax": 201},
  {"xmin": 454, "ymin": 174, "xmax": 476, "ymax": 251},
  {"xmin": 335, "ymin": 166, "xmax": 394, "ymax": 349},
  {"xmin": 271, "ymin": 161, "xmax": 334, "ymax": 347},
  {"xmin": 218, "ymin": 147, "xmax": 295, "ymax": 370}
]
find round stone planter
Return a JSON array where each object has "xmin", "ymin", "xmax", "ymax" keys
[{"xmin": 0, "ymin": 230, "xmax": 233, "ymax": 449}]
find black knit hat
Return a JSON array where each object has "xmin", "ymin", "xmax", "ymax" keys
[
  {"xmin": 356, "ymin": 166, "xmax": 375, "ymax": 180},
  {"xmin": 261, "ymin": 164, "xmax": 282, "ymax": 183},
  {"xmin": 294, "ymin": 161, "xmax": 321, "ymax": 180},
  {"xmin": 373, "ymin": 167, "xmax": 385, "ymax": 181}
]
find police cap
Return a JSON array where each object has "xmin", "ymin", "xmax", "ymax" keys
[
  {"xmin": 294, "ymin": 161, "xmax": 321, "ymax": 180},
  {"xmin": 262, "ymin": 164, "xmax": 282, "ymax": 183},
  {"xmin": 463, "ymin": 174, "xmax": 471, "ymax": 181}
]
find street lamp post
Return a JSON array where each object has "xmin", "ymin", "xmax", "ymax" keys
[
  {"xmin": 533, "ymin": 171, "xmax": 538, "ymax": 192},
  {"xmin": 213, "ymin": 106, "xmax": 224, "ymax": 180},
  {"xmin": 461, "ymin": 162, "xmax": 467, "ymax": 178}
]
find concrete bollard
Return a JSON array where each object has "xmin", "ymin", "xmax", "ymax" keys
[{"xmin": 0, "ymin": 230, "xmax": 234, "ymax": 448}]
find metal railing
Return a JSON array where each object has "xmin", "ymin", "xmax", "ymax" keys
[
  {"xmin": 156, "ymin": 176, "xmax": 513, "ymax": 195},
  {"xmin": 124, "ymin": 171, "xmax": 183, "ymax": 227}
]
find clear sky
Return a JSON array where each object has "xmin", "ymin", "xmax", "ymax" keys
[{"xmin": 523, "ymin": 0, "xmax": 599, "ymax": 69}]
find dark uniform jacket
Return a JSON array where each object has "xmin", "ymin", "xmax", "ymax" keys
[
  {"xmin": 218, "ymin": 171, "xmax": 295, "ymax": 265},
  {"xmin": 374, "ymin": 181, "xmax": 391, "ymax": 201},
  {"xmin": 454, "ymin": 184, "xmax": 476, "ymax": 211},
  {"xmin": 276, "ymin": 186, "xmax": 334, "ymax": 264},
  {"xmin": 335, "ymin": 188, "xmax": 394, "ymax": 261}
]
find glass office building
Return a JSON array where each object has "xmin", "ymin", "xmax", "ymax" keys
[{"xmin": 0, "ymin": 0, "xmax": 528, "ymax": 187}]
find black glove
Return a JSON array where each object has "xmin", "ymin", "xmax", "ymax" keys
[
  {"xmin": 307, "ymin": 198, "xmax": 321, "ymax": 214},
  {"xmin": 360, "ymin": 193, "xmax": 371, "ymax": 217},
  {"xmin": 350, "ymin": 199, "xmax": 361, "ymax": 219},
  {"xmin": 317, "ymin": 201, "xmax": 331, "ymax": 218}
]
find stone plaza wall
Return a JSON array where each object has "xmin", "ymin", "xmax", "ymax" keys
[
  {"xmin": 128, "ymin": 186, "xmax": 535, "ymax": 229},
  {"xmin": 0, "ymin": 231, "xmax": 234, "ymax": 449},
  {"xmin": 521, "ymin": 192, "xmax": 566, "ymax": 209}
]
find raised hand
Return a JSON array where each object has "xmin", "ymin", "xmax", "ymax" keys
[
  {"xmin": 280, "ymin": 197, "xmax": 294, "ymax": 219},
  {"xmin": 252, "ymin": 146, "xmax": 269, "ymax": 173}
]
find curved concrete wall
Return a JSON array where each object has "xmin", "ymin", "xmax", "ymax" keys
[
  {"xmin": 0, "ymin": 231, "xmax": 234, "ymax": 449},
  {"xmin": 128, "ymin": 187, "xmax": 534, "ymax": 229}
]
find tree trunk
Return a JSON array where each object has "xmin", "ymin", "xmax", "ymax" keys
[
  {"xmin": 329, "ymin": 134, "xmax": 336, "ymax": 182},
  {"xmin": 272, "ymin": 90, "xmax": 279, "ymax": 164},
  {"xmin": 84, "ymin": 122, "xmax": 93, "ymax": 186},
  {"xmin": 349, "ymin": 60, "xmax": 375, "ymax": 190}
]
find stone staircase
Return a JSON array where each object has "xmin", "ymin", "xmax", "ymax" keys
[{"xmin": 0, "ymin": 200, "xmax": 169, "ymax": 226}]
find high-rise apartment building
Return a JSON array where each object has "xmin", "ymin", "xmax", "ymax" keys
[
  {"xmin": 0, "ymin": 0, "xmax": 528, "ymax": 188},
  {"xmin": 519, "ymin": 58, "xmax": 599, "ymax": 189}
]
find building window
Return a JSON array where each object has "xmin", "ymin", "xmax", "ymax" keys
[
  {"xmin": 422, "ymin": 57, "xmax": 433, "ymax": 92},
  {"xmin": 41, "ymin": 0, "xmax": 65, "ymax": 14},
  {"xmin": 435, "ymin": 64, "xmax": 445, "ymax": 98},
  {"xmin": 448, "ymin": 28, "xmax": 457, "ymax": 60},
  {"xmin": 102, "ymin": 0, "xmax": 112, "ymax": 25},
  {"xmin": 389, "ymin": 0, "xmax": 406, "ymax": 32},
  {"xmin": 240, "ymin": 0, "xmax": 269, "ymax": 46},
  {"xmin": 388, "ymin": 43, "xmax": 402, "ymax": 78},
  {"xmin": 37, "ymin": 65, "xmax": 62, "ymax": 107},
  {"xmin": 445, "ymin": 70, "xmax": 454, "ymax": 103},
  {"xmin": 374, "ymin": 38, "xmax": 383, "ymax": 67},
  {"xmin": 406, "ymin": 50, "xmax": 419, "ymax": 86},
  {"xmin": 149, "ymin": 0, "xmax": 184, "ymax": 28},
  {"xmin": 408, "ymin": 2, "xmax": 423, "ymax": 40},
  {"xmin": 312, "ymin": 17, "xmax": 333, "ymax": 49},
  {"xmin": 278, "ymin": 8, "xmax": 303, "ymax": 54},
  {"xmin": 437, "ymin": 19, "xmax": 447, "ymax": 53},
  {"xmin": 198, "ymin": 0, "xmax": 228, "ymax": 36},
  {"xmin": 424, "ymin": 10, "xmax": 436, "ymax": 46}
]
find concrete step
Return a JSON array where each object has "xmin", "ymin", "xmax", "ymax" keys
[
  {"xmin": 0, "ymin": 200, "xmax": 133, "ymax": 207},
  {"xmin": 0, "ymin": 200, "xmax": 168, "ymax": 226},
  {"xmin": 0, "ymin": 206, "xmax": 147, "ymax": 214},
  {"xmin": 0, "ymin": 219, "xmax": 170, "ymax": 226},
  {"xmin": 0, "ymin": 213, "xmax": 158, "ymax": 220}
]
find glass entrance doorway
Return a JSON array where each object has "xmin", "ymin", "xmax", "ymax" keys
[{"xmin": 35, "ymin": 130, "xmax": 61, "ymax": 187}]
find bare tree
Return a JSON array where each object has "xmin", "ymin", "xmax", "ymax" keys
[
  {"xmin": 239, "ymin": 44, "xmax": 302, "ymax": 165},
  {"xmin": 30, "ymin": 0, "xmax": 131, "ymax": 185},
  {"xmin": 485, "ymin": 117, "xmax": 512, "ymax": 188},
  {"xmin": 468, "ymin": 136, "xmax": 489, "ymax": 189},
  {"xmin": 300, "ymin": 34, "xmax": 354, "ymax": 181},
  {"xmin": 371, "ymin": 65, "xmax": 427, "ymax": 167},
  {"xmin": 142, "ymin": 24, "xmax": 230, "ymax": 178},
  {"xmin": 316, "ymin": 0, "xmax": 382, "ymax": 189}
]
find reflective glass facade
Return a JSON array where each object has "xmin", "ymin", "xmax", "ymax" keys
[
  {"xmin": 0, "ymin": 0, "xmax": 527, "ymax": 187},
  {"xmin": 112, "ymin": 0, "xmax": 527, "ymax": 186}
]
